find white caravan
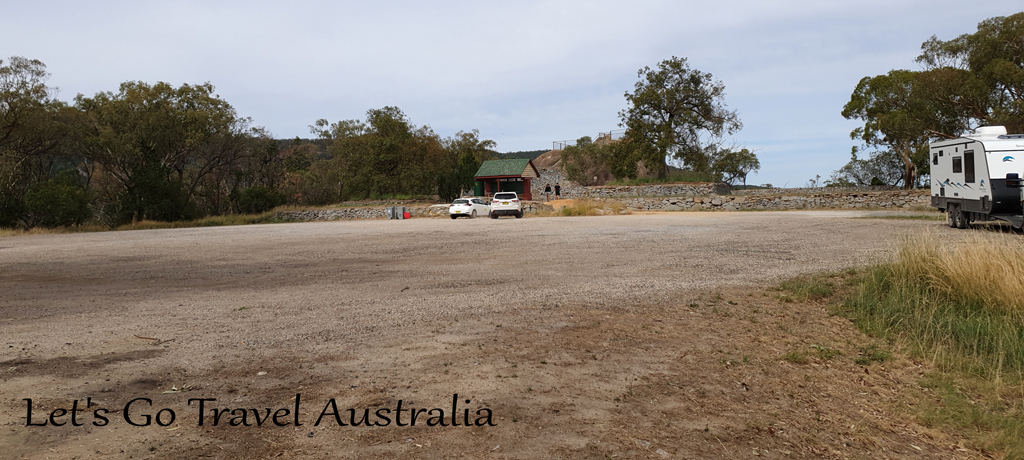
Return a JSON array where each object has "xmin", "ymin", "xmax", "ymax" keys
[{"xmin": 931, "ymin": 126, "xmax": 1024, "ymax": 228}]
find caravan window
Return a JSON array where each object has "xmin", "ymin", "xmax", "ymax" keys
[
  {"xmin": 933, "ymin": 152, "xmax": 938, "ymax": 165},
  {"xmin": 964, "ymin": 150, "xmax": 975, "ymax": 183},
  {"xmin": 952, "ymin": 157, "xmax": 962, "ymax": 174}
]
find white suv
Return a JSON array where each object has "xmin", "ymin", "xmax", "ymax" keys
[{"xmin": 490, "ymin": 192, "xmax": 523, "ymax": 219}]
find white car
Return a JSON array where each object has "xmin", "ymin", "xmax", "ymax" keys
[
  {"xmin": 449, "ymin": 197, "xmax": 490, "ymax": 219},
  {"xmin": 489, "ymin": 192, "xmax": 523, "ymax": 218}
]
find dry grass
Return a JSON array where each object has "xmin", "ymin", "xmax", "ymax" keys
[
  {"xmin": 832, "ymin": 231, "xmax": 1024, "ymax": 456},
  {"xmin": 554, "ymin": 199, "xmax": 630, "ymax": 217},
  {"xmin": 892, "ymin": 232, "xmax": 1024, "ymax": 317},
  {"xmin": 1, "ymin": 211, "xmax": 287, "ymax": 237}
]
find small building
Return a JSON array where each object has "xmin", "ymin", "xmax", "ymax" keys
[{"xmin": 474, "ymin": 159, "xmax": 540, "ymax": 200}]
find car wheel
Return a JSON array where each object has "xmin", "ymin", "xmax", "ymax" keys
[
  {"xmin": 451, "ymin": 215, "xmax": 457, "ymax": 220},
  {"xmin": 471, "ymin": 210, "xmax": 477, "ymax": 219},
  {"xmin": 490, "ymin": 212, "xmax": 498, "ymax": 219},
  {"xmin": 515, "ymin": 211, "xmax": 523, "ymax": 218}
]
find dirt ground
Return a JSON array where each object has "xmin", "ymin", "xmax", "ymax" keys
[{"xmin": 0, "ymin": 211, "xmax": 985, "ymax": 459}]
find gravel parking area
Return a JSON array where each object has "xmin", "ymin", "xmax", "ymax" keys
[{"xmin": 1, "ymin": 211, "xmax": 976, "ymax": 458}]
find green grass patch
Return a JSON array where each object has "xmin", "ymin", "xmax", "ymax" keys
[
  {"xmin": 781, "ymin": 351, "xmax": 809, "ymax": 365},
  {"xmin": 853, "ymin": 344, "xmax": 891, "ymax": 365},
  {"xmin": 777, "ymin": 275, "xmax": 836, "ymax": 303},
  {"xmin": 832, "ymin": 232, "xmax": 1024, "ymax": 455}
]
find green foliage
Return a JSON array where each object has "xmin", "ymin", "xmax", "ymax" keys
[
  {"xmin": 842, "ymin": 13, "xmax": 1024, "ymax": 188},
  {"xmin": 836, "ymin": 236, "xmax": 1024, "ymax": 377},
  {"xmin": 828, "ymin": 146, "xmax": 906, "ymax": 187},
  {"xmin": 437, "ymin": 130, "xmax": 492, "ymax": 202},
  {"xmin": 917, "ymin": 12, "xmax": 1024, "ymax": 133},
  {"xmin": 437, "ymin": 150, "xmax": 480, "ymax": 203},
  {"xmin": 618, "ymin": 56, "xmax": 742, "ymax": 178},
  {"xmin": 606, "ymin": 169, "xmax": 713, "ymax": 185},
  {"xmin": 841, "ymin": 70, "xmax": 948, "ymax": 188},
  {"xmin": 2, "ymin": 56, "xmax": 497, "ymax": 229},
  {"xmin": 778, "ymin": 276, "xmax": 835, "ymax": 302},
  {"xmin": 781, "ymin": 351, "xmax": 809, "ymax": 365},
  {"xmin": 853, "ymin": 344, "xmax": 891, "ymax": 366},
  {"xmin": 0, "ymin": 186, "xmax": 26, "ymax": 228},
  {"xmin": 315, "ymin": 107, "xmax": 460, "ymax": 201},
  {"xmin": 709, "ymin": 147, "xmax": 759, "ymax": 186},
  {"xmin": 231, "ymin": 186, "xmax": 286, "ymax": 214},
  {"xmin": 0, "ymin": 56, "xmax": 75, "ymax": 224},
  {"xmin": 497, "ymin": 150, "xmax": 546, "ymax": 160},
  {"xmin": 561, "ymin": 136, "xmax": 614, "ymax": 186},
  {"xmin": 76, "ymin": 81, "xmax": 251, "ymax": 223},
  {"xmin": 22, "ymin": 169, "xmax": 91, "ymax": 228}
]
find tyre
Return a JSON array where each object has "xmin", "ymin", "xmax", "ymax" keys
[
  {"xmin": 490, "ymin": 212, "xmax": 498, "ymax": 219},
  {"xmin": 451, "ymin": 215, "xmax": 457, "ymax": 220},
  {"xmin": 957, "ymin": 209, "xmax": 969, "ymax": 229},
  {"xmin": 471, "ymin": 210, "xmax": 477, "ymax": 219},
  {"xmin": 515, "ymin": 211, "xmax": 523, "ymax": 218},
  {"xmin": 947, "ymin": 208, "xmax": 957, "ymax": 228}
]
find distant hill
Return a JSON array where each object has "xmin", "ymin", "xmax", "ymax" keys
[{"xmin": 495, "ymin": 150, "xmax": 548, "ymax": 161}]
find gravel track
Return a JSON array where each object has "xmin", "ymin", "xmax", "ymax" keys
[{"xmin": 0, "ymin": 211, "xmax": 957, "ymax": 459}]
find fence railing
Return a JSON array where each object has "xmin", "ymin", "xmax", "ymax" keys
[{"xmin": 552, "ymin": 129, "xmax": 627, "ymax": 150}]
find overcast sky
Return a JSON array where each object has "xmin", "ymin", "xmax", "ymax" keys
[{"xmin": 3, "ymin": 1, "xmax": 1021, "ymax": 186}]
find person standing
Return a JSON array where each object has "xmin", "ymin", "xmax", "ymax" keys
[
  {"xmin": 544, "ymin": 183, "xmax": 552, "ymax": 202},
  {"xmin": 554, "ymin": 183, "xmax": 561, "ymax": 200}
]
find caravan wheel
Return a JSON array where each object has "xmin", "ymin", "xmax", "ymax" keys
[
  {"xmin": 948, "ymin": 208, "xmax": 957, "ymax": 228},
  {"xmin": 957, "ymin": 209, "xmax": 969, "ymax": 229}
]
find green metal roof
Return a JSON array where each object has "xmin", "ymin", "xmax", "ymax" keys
[{"xmin": 475, "ymin": 159, "xmax": 534, "ymax": 178}]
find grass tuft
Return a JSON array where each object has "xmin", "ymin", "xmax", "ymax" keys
[{"xmin": 778, "ymin": 276, "xmax": 835, "ymax": 303}]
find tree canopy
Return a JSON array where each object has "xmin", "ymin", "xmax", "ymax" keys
[
  {"xmin": 618, "ymin": 56, "xmax": 742, "ymax": 178},
  {"xmin": 839, "ymin": 13, "xmax": 1024, "ymax": 188},
  {"xmin": 0, "ymin": 56, "xmax": 496, "ymax": 228}
]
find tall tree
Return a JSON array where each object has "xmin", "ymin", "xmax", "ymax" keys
[
  {"xmin": 710, "ymin": 147, "xmax": 760, "ymax": 187},
  {"xmin": 618, "ymin": 56, "xmax": 742, "ymax": 178},
  {"xmin": 0, "ymin": 57, "xmax": 75, "ymax": 226},
  {"xmin": 437, "ymin": 129, "xmax": 494, "ymax": 202},
  {"xmin": 76, "ymin": 81, "xmax": 251, "ymax": 223},
  {"xmin": 917, "ymin": 12, "xmax": 1024, "ymax": 132},
  {"xmin": 841, "ymin": 70, "xmax": 947, "ymax": 188},
  {"xmin": 840, "ymin": 13, "xmax": 1024, "ymax": 189}
]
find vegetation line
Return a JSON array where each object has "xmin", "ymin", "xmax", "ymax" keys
[{"xmin": 782, "ymin": 231, "xmax": 1024, "ymax": 456}]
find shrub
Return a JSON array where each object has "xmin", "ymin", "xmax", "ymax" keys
[
  {"xmin": 232, "ymin": 186, "xmax": 287, "ymax": 214},
  {"xmin": 22, "ymin": 170, "xmax": 91, "ymax": 228}
]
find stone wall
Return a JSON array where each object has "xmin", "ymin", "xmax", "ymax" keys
[
  {"xmin": 276, "ymin": 204, "xmax": 448, "ymax": 221},
  {"xmin": 581, "ymin": 182, "xmax": 731, "ymax": 198},
  {"xmin": 622, "ymin": 190, "xmax": 930, "ymax": 211},
  {"xmin": 531, "ymin": 169, "xmax": 588, "ymax": 199},
  {"xmin": 276, "ymin": 189, "xmax": 933, "ymax": 222}
]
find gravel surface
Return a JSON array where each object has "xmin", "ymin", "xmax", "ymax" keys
[{"xmin": 1, "ymin": 211, "xmax": 966, "ymax": 459}]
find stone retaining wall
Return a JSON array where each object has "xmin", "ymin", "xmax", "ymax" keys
[
  {"xmin": 276, "ymin": 189, "xmax": 933, "ymax": 221},
  {"xmin": 581, "ymin": 182, "xmax": 731, "ymax": 198},
  {"xmin": 623, "ymin": 190, "xmax": 930, "ymax": 211},
  {"xmin": 276, "ymin": 205, "xmax": 447, "ymax": 221}
]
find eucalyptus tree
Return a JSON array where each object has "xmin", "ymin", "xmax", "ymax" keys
[
  {"xmin": 75, "ymin": 81, "xmax": 252, "ymax": 223},
  {"xmin": 618, "ymin": 56, "xmax": 742, "ymax": 178}
]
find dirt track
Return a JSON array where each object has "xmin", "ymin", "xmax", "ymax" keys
[{"xmin": 0, "ymin": 212, "xmax": 982, "ymax": 458}]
